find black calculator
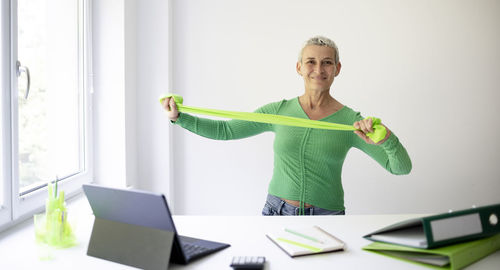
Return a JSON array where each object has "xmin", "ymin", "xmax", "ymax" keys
[{"xmin": 230, "ymin": 256, "xmax": 266, "ymax": 269}]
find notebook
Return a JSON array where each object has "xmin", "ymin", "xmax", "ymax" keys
[
  {"xmin": 82, "ymin": 184, "xmax": 230, "ymax": 269},
  {"xmin": 266, "ymin": 225, "xmax": 345, "ymax": 257}
]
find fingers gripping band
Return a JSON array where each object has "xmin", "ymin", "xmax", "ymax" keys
[
  {"xmin": 364, "ymin": 117, "xmax": 387, "ymax": 144},
  {"xmin": 160, "ymin": 94, "xmax": 387, "ymax": 143}
]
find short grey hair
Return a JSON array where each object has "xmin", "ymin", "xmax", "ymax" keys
[{"xmin": 298, "ymin": 36, "xmax": 340, "ymax": 64}]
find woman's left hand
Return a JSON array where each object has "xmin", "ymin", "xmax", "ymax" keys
[{"xmin": 353, "ymin": 118, "xmax": 391, "ymax": 145}]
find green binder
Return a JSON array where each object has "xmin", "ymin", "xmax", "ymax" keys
[
  {"xmin": 362, "ymin": 233, "xmax": 500, "ymax": 270},
  {"xmin": 364, "ymin": 203, "xmax": 500, "ymax": 249}
]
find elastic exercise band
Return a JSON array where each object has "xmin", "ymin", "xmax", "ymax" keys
[{"xmin": 160, "ymin": 94, "xmax": 387, "ymax": 143}]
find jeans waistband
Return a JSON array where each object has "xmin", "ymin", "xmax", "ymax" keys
[{"xmin": 265, "ymin": 194, "xmax": 345, "ymax": 216}]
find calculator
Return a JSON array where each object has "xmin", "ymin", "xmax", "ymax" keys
[{"xmin": 230, "ymin": 256, "xmax": 266, "ymax": 269}]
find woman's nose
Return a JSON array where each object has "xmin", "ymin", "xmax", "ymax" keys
[{"xmin": 314, "ymin": 64, "xmax": 323, "ymax": 74}]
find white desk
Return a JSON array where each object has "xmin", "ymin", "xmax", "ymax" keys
[{"xmin": 1, "ymin": 196, "xmax": 499, "ymax": 270}]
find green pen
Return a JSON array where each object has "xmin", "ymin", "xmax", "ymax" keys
[
  {"xmin": 285, "ymin": 228, "xmax": 324, "ymax": 244},
  {"xmin": 276, "ymin": 237, "xmax": 322, "ymax": 252}
]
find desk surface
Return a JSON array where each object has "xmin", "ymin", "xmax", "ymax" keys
[{"xmin": 1, "ymin": 196, "xmax": 499, "ymax": 270}]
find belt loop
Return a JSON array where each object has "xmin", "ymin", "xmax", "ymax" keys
[{"xmin": 277, "ymin": 200, "xmax": 285, "ymax": 215}]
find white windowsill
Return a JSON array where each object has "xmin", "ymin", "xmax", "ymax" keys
[{"xmin": 0, "ymin": 193, "xmax": 131, "ymax": 269}]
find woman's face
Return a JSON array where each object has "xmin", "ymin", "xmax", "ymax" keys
[{"xmin": 296, "ymin": 45, "xmax": 341, "ymax": 92}]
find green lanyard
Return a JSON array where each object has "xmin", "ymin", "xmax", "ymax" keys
[{"xmin": 160, "ymin": 94, "xmax": 387, "ymax": 143}]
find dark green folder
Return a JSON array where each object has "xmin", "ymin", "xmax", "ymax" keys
[
  {"xmin": 364, "ymin": 203, "xmax": 500, "ymax": 249},
  {"xmin": 362, "ymin": 233, "xmax": 500, "ymax": 270}
]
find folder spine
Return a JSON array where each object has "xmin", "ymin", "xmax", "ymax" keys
[{"xmin": 424, "ymin": 204, "xmax": 500, "ymax": 248}]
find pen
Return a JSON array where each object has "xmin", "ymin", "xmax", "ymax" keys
[{"xmin": 285, "ymin": 228, "xmax": 324, "ymax": 244}]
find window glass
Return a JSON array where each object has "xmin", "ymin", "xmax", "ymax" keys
[{"xmin": 17, "ymin": 0, "xmax": 82, "ymax": 193}]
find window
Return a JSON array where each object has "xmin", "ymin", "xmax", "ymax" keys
[
  {"xmin": 1, "ymin": 0, "xmax": 92, "ymax": 228},
  {"xmin": 1, "ymin": 0, "xmax": 13, "ymax": 226}
]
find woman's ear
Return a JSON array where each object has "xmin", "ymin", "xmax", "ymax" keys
[
  {"xmin": 334, "ymin": 62, "xmax": 342, "ymax": 77},
  {"xmin": 296, "ymin": 61, "xmax": 302, "ymax": 76}
]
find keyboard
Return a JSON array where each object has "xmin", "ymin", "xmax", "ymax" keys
[
  {"xmin": 182, "ymin": 242, "xmax": 211, "ymax": 257},
  {"xmin": 177, "ymin": 235, "xmax": 230, "ymax": 263}
]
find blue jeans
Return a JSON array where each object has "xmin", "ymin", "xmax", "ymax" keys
[{"xmin": 261, "ymin": 194, "xmax": 345, "ymax": 216}]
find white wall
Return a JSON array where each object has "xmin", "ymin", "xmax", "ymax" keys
[
  {"xmin": 93, "ymin": 0, "xmax": 500, "ymax": 215},
  {"xmin": 92, "ymin": 0, "xmax": 128, "ymax": 188},
  {"xmin": 92, "ymin": 0, "xmax": 173, "ymax": 205},
  {"xmin": 169, "ymin": 0, "xmax": 500, "ymax": 215},
  {"xmin": 134, "ymin": 0, "xmax": 173, "ymax": 204}
]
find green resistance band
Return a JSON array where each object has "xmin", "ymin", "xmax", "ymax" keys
[{"xmin": 160, "ymin": 94, "xmax": 387, "ymax": 143}]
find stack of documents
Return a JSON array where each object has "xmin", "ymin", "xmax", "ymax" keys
[{"xmin": 362, "ymin": 203, "xmax": 500, "ymax": 269}]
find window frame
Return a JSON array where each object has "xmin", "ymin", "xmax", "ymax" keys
[
  {"xmin": 0, "ymin": 0, "xmax": 13, "ymax": 227},
  {"xmin": 0, "ymin": 0, "xmax": 93, "ymax": 229}
]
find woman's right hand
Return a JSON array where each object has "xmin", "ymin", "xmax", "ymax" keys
[{"xmin": 161, "ymin": 97, "xmax": 180, "ymax": 122}]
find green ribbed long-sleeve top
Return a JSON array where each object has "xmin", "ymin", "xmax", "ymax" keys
[{"xmin": 174, "ymin": 97, "xmax": 412, "ymax": 211}]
